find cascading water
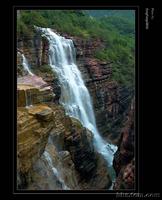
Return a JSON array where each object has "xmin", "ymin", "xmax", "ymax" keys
[
  {"xmin": 43, "ymin": 151, "xmax": 70, "ymax": 190},
  {"xmin": 18, "ymin": 52, "xmax": 34, "ymax": 107},
  {"xmin": 18, "ymin": 52, "xmax": 34, "ymax": 76},
  {"xmin": 37, "ymin": 27, "xmax": 117, "ymax": 187},
  {"xmin": 25, "ymin": 89, "xmax": 32, "ymax": 108}
]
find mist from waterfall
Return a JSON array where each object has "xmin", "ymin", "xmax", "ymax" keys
[{"xmin": 43, "ymin": 151, "xmax": 70, "ymax": 190}]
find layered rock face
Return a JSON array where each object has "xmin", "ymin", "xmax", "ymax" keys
[
  {"xmin": 73, "ymin": 38, "xmax": 133, "ymax": 143},
  {"xmin": 17, "ymin": 31, "xmax": 134, "ymax": 190},
  {"xmin": 64, "ymin": 117, "xmax": 97, "ymax": 178},
  {"xmin": 17, "ymin": 76, "xmax": 111, "ymax": 190},
  {"xmin": 17, "ymin": 76, "xmax": 75, "ymax": 189},
  {"xmin": 17, "ymin": 104, "xmax": 54, "ymax": 188},
  {"xmin": 17, "ymin": 75, "xmax": 54, "ymax": 107},
  {"xmin": 44, "ymin": 103, "xmax": 112, "ymax": 189},
  {"xmin": 113, "ymin": 98, "xmax": 135, "ymax": 189},
  {"xmin": 27, "ymin": 141, "xmax": 80, "ymax": 190},
  {"xmin": 17, "ymin": 32, "xmax": 49, "ymax": 68},
  {"xmin": 17, "ymin": 33, "xmax": 133, "ymax": 145},
  {"xmin": 17, "ymin": 35, "xmax": 61, "ymax": 103},
  {"xmin": 17, "ymin": 75, "xmax": 55, "ymax": 188}
]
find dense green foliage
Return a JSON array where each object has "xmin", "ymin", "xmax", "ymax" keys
[
  {"xmin": 17, "ymin": 10, "xmax": 135, "ymax": 87},
  {"xmin": 84, "ymin": 10, "xmax": 135, "ymax": 21}
]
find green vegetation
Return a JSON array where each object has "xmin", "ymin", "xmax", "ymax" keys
[
  {"xmin": 17, "ymin": 10, "xmax": 135, "ymax": 87},
  {"xmin": 84, "ymin": 10, "xmax": 135, "ymax": 21},
  {"xmin": 17, "ymin": 11, "xmax": 47, "ymax": 38},
  {"xmin": 36, "ymin": 64, "xmax": 53, "ymax": 74}
]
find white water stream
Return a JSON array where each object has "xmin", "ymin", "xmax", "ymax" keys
[
  {"xmin": 43, "ymin": 151, "xmax": 70, "ymax": 190},
  {"xmin": 25, "ymin": 27, "xmax": 119, "ymax": 190},
  {"xmin": 38, "ymin": 27, "xmax": 117, "ymax": 167},
  {"xmin": 18, "ymin": 52, "xmax": 34, "ymax": 76}
]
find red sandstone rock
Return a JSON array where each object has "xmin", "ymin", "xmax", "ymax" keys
[{"xmin": 113, "ymin": 98, "xmax": 135, "ymax": 189}]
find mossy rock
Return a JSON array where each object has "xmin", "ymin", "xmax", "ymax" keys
[
  {"xmin": 63, "ymin": 116, "xmax": 83, "ymax": 132},
  {"xmin": 38, "ymin": 64, "xmax": 53, "ymax": 74},
  {"xmin": 32, "ymin": 65, "xmax": 59, "ymax": 81},
  {"xmin": 70, "ymin": 117, "xmax": 83, "ymax": 130}
]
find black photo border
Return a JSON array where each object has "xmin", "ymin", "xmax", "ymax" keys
[{"xmin": 8, "ymin": 0, "xmax": 160, "ymax": 198}]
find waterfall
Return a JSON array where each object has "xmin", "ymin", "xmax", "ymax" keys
[
  {"xmin": 17, "ymin": 52, "xmax": 34, "ymax": 107},
  {"xmin": 18, "ymin": 52, "xmax": 34, "ymax": 76},
  {"xmin": 38, "ymin": 27, "xmax": 117, "ymax": 167},
  {"xmin": 34, "ymin": 28, "xmax": 118, "ymax": 188},
  {"xmin": 25, "ymin": 89, "xmax": 33, "ymax": 108},
  {"xmin": 43, "ymin": 151, "xmax": 70, "ymax": 190}
]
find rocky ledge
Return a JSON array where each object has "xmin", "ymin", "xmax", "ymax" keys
[
  {"xmin": 17, "ymin": 76, "xmax": 112, "ymax": 190},
  {"xmin": 17, "ymin": 75, "xmax": 54, "ymax": 107}
]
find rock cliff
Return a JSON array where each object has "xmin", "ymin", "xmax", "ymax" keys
[
  {"xmin": 17, "ymin": 33, "xmax": 133, "ymax": 144},
  {"xmin": 17, "ymin": 32, "xmax": 49, "ymax": 69},
  {"xmin": 17, "ymin": 30, "xmax": 134, "ymax": 190},
  {"xmin": 73, "ymin": 37, "xmax": 133, "ymax": 144},
  {"xmin": 113, "ymin": 98, "xmax": 135, "ymax": 189},
  {"xmin": 17, "ymin": 75, "xmax": 111, "ymax": 190},
  {"xmin": 17, "ymin": 104, "xmax": 54, "ymax": 188}
]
